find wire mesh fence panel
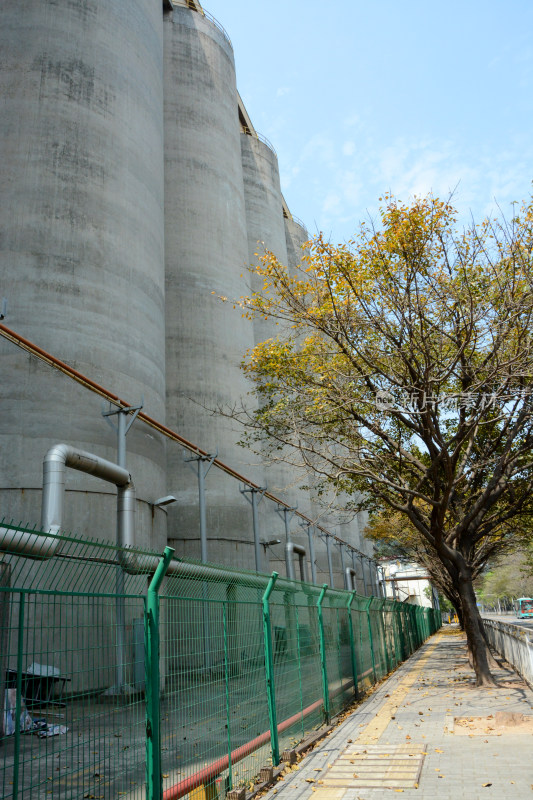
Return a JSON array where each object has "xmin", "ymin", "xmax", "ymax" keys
[
  {"xmin": 270, "ymin": 592, "xmax": 310, "ymax": 757},
  {"xmin": 349, "ymin": 598, "xmax": 374, "ymax": 690},
  {"xmin": 368, "ymin": 601, "xmax": 387, "ymax": 681},
  {"xmin": 371, "ymin": 602, "xmax": 388, "ymax": 679},
  {"xmin": 379, "ymin": 605, "xmax": 394, "ymax": 672},
  {"xmin": 159, "ymin": 593, "xmax": 271, "ymax": 798},
  {"xmin": 0, "ymin": 524, "xmax": 441, "ymax": 800},
  {"xmin": 0, "ymin": 588, "xmax": 148, "ymax": 799},
  {"xmin": 294, "ymin": 602, "xmax": 324, "ymax": 739},
  {"xmin": 321, "ymin": 596, "xmax": 352, "ymax": 720},
  {"xmin": 0, "ymin": 527, "xmax": 157, "ymax": 800}
]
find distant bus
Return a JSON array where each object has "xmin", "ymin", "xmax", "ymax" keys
[{"xmin": 516, "ymin": 597, "xmax": 533, "ymax": 618}]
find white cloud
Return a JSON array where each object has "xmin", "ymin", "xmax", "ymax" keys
[
  {"xmin": 279, "ymin": 121, "xmax": 533, "ymax": 242},
  {"xmin": 343, "ymin": 113, "xmax": 362, "ymax": 129},
  {"xmin": 322, "ymin": 192, "xmax": 342, "ymax": 215}
]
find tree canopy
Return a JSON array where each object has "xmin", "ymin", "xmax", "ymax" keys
[
  {"xmin": 477, "ymin": 549, "xmax": 533, "ymax": 608},
  {"xmin": 231, "ymin": 192, "xmax": 533, "ymax": 685}
]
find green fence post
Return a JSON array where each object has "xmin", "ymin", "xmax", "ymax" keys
[
  {"xmin": 335, "ymin": 608, "xmax": 343, "ymax": 699},
  {"xmin": 376, "ymin": 601, "xmax": 389, "ymax": 675},
  {"xmin": 222, "ymin": 601, "xmax": 234, "ymax": 790},
  {"xmin": 346, "ymin": 590, "xmax": 359, "ymax": 700},
  {"xmin": 145, "ymin": 546, "xmax": 175, "ymax": 800},
  {"xmin": 295, "ymin": 606, "xmax": 305, "ymax": 740},
  {"xmin": 365, "ymin": 596, "xmax": 377, "ymax": 683},
  {"xmin": 398, "ymin": 604, "xmax": 407, "ymax": 660},
  {"xmin": 13, "ymin": 591, "xmax": 25, "ymax": 800},
  {"xmin": 317, "ymin": 584, "xmax": 330, "ymax": 724},
  {"xmin": 262, "ymin": 571, "xmax": 280, "ymax": 766},
  {"xmin": 393, "ymin": 605, "xmax": 403, "ymax": 663},
  {"xmin": 388, "ymin": 608, "xmax": 397, "ymax": 668},
  {"xmin": 406, "ymin": 606, "xmax": 414, "ymax": 653}
]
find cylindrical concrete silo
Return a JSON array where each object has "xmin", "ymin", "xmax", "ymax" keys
[
  {"xmin": 285, "ymin": 217, "xmax": 310, "ymax": 272},
  {"xmin": 164, "ymin": 7, "xmax": 261, "ymax": 568},
  {"xmin": 0, "ymin": 0, "xmax": 167, "ymax": 548},
  {"xmin": 241, "ymin": 134, "xmax": 290, "ymax": 347},
  {"xmin": 285, "ymin": 216, "xmax": 375, "ymax": 587},
  {"xmin": 240, "ymin": 133, "xmax": 314, "ymax": 576}
]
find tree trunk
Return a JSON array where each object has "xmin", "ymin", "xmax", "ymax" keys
[
  {"xmin": 456, "ymin": 569, "xmax": 498, "ymax": 687},
  {"xmin": 476, "ymin": 613, "xmax": 499, "ymax": 669}
]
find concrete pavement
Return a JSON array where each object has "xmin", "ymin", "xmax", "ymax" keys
[{"xmin": 260, "ymin": 626, "xmax": 533, "ymax": 800}]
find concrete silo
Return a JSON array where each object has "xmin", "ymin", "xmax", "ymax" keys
[
  {"xmin": 240, "ymin": 133, "xmax": 289, "ymax": 345},
  {"xmin": 285, "ymin": 217, "xmax": 375, "ymax": 589},
  {"xmin": 240, "ymin": 131, "xmax": 314, "ymax": 575},
  {"xmin": 163, "ymin": 6, "xmax": 260, "ymax": 567},
  {"xmin": 285, "ymin": 217, "xmax": 310, "ymax": 271},
  {"xmin": 0, "ymin": 0, "xmax": 168, "ymax": 548}
]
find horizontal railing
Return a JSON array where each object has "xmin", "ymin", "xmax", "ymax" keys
[
  {"xmin": 241, "ymin": 126, "xmax": 278, "ymax": 158},
  {"xmin": 287, "ymin": 213, "xmax": 307, "ymax": 230},
  {"xmin": 483, "ymin": 618, "xmax": 533, "ymax": 686},
  {"xmin": 169, "ymin": 2, "xmax": 233, "ymax": 48},
  {"xmin": 202, "ymin": 9, "xmax": 232, "ymax": 47}
]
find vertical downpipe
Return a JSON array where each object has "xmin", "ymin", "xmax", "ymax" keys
[
  {"xmin": 361, "ymin": 556, "xmax": 369, "ymax": 596},
  {"xmin": 145, "ymin": 546, "xmax": 174, "ymax": 800},
  {"xmin": 252, "ymin": 491, "xmax": 261, "ymax": 573},
  {"xmin": 326, "ymin": 536, "xmax": 334, "ymax": 588},
  {"xmin": 307, "ymin": 525, "xmax": 317, "ymax": 584},
  {"xmin": 262, "ymin": 572, "xmax": 279, "ymax": 766}
]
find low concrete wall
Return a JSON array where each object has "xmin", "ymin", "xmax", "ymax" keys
[{"xmin": 483, "ymin": 618, "xmax": 533, "ymax": 686}]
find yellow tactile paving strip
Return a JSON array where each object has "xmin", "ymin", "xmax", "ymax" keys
[
  {"xmin": 355, "ymin": 632, "xmax": 443, "ymax": 745},
  {"xmin": 311, "ymin": 633, "xmax": 444, "ymax": 796}
]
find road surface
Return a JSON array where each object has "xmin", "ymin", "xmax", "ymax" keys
[{"xmin": 481, "ymin": 612, "xmax": 533, "ymax": 632}]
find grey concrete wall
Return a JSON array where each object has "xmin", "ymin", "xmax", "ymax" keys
[
  {"xmin": 241, "ymin": 134, "xmax": 289, "ymax": 347},
  {"xmin": 163, "ymin": 7, "xmax": 260, "ymax": 568},
  {"xmin": 0, "ymin": 0, "xmax": 167, "ymax": 549},
  {"xmin": 284, "ymin": 217, "xmax": 375, "ymax": 586},
  {"xmin": 0, "ymin": 1, "xmax": 375, "ymax": 578},
  {"xmin": 240, "ymin": 133, "xmax": 322, "ymax": 584},
  {"xmin": 240, "ymin": 134, "xmax": 313, "ymax": 542},
  {"xmin": 285, "ymin": 217, "xmax": 309, "ymax": 271}
]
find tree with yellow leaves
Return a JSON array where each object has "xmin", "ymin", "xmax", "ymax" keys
[{"xmin": 231, "ymin": 192, "xmax": 533, "ymax": 686}]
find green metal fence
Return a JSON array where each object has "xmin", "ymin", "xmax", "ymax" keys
[{"xmin": 0, "ymin": 524, "xmax": 441, "ymax": 800}]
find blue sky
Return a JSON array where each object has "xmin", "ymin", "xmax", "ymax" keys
[{"xmin": 203, "ymin": 0, "xmax": 533, "ymax": 243}]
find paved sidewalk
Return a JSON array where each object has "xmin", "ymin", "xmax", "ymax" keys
[{"xmin": 262, "ymin": 627, "xmax": 533, "ymax": 800}]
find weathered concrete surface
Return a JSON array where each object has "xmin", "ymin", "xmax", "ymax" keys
[
  {"xmin": 163, "ymin": 7, "xmax": 260, "ymax": 568},
  {"xmin": 0, "ymin": 0, "xmax": 167, "ymax": 547},
  {"xmin": 0, "ymin": 1, "xmax": 375, "ymax": 579},
  {"xmin": 241, "ymin": 132, "xmax": 313, "ymax": 556}
]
